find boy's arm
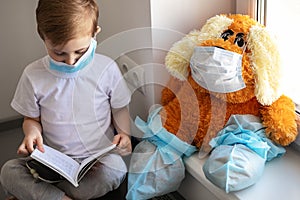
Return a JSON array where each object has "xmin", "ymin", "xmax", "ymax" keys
[
  {"xmin": 112, "ymin": 106, "xmax": 132, "ymax": 156},
  {"xmin": 18, "ymin": 117, "xmax": 44, "ymax": 155}
]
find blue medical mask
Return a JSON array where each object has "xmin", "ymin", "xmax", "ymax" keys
[
  {"xmin": 49, "ymin": 38, "xmax": 97, "ymax": 73},
  {"xmin": 190, "ymin": 46, "xmax": 245, "ymax": 93}
]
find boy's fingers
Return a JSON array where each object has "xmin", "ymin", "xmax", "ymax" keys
[
  {"xmin": 112, "ymin": 134, "xmax": 121, "ymax": 145},
  {"xmin": 17, "ymin": 143, "xmax": 29, "ymax": 155},
  {"xmin": 36, "ymin": 137, "xmax": 44, "ymax": 152},
  {"xmin": 25, "ymin": 141, "xmax": 35, "ymax": 154}
]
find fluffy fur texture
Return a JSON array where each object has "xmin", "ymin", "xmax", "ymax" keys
[
  {"xmin": 165, "ymin": 15, "xmax": 233, "ymax": 80},
  {"xmin": 161, "ymin": 14, "xmax": 298, "ymax": 151}
]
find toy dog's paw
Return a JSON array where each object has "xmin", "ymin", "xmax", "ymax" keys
[{"xmin": 267, "ymin": 128, "xmax": 298, "ymax": 146}]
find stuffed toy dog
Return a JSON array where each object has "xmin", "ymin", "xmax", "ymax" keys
[
  {"xmin": 128, "ymin": 14, "xmax": 300, "ymax": 195},
  {"xmin": 160, "ymin": 14, "xmax": 298, "ymax": 153}
]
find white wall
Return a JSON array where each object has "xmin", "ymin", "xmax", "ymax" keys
[
  {"xmin": 0, "ymin": 0, "xmax": 236, "ymax": 122},
  {"xmin": 96, "ymin": 0, "xmax": 152, "ymax": 59},
  {"xmin": 0, "ymin": 0, "xmax": 45, "ymax": 121}
]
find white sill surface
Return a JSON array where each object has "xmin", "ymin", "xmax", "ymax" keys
[{"xmin": 183, "ymin": 146, "xmax": 300, "ymax": 200}]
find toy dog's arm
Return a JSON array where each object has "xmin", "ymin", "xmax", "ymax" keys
[
  {"xmin": 161, "ymin": 76, "xmax": 186, "ymax": 106},
  {"xmin": 261, "ymin": 95, "xmax": 298, "ymax": 146}
]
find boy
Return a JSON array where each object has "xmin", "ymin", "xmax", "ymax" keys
[{"xmin": 0, "ymin": 0, "xmax": 132, "ymax": 199}]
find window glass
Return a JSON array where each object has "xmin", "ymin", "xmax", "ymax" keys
[{"xmin": 264, "ymin": 0, "xmax": 300, "ymax": 105}]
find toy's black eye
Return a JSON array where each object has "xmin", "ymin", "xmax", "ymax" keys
[
  {"xmin": 221, "ymin": 29, "xmax": 234, "ymax": 41},
  {"xmin": 234, "ymin": 33, "xmax": 245, "ymax": 48}
]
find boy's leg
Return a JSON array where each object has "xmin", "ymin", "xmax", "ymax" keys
[
  {"xmin": 57, "ymin": 153, "xmax": 127, "ymax": 200},
  {"xmin": 0, "ymin": 157, "xmax": 65, "ymax": 200}
]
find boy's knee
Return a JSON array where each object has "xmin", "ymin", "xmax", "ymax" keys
[
  {"xmin": 102, "ymin": 164, "xmax": 127, "ymax": 192},
  {"xmin": 101, "ymin": 155, "xmax": 127, "ymax": 188},
  {"xmin": 0, "ymin": 159, "xmax": 18, "ymax": 191},
  {"xmin": 1, "ymin": 160, "xmax": 16, "ymax": 180}
]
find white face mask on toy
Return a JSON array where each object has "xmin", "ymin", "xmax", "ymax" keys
[{"xmin": 190, "ymin": 46, "xmax": 245, "ymax": 93}]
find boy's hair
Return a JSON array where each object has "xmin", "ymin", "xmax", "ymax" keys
[{"xmin": 36, "ymin": 0, "xmax": 99, "ymax": 46}]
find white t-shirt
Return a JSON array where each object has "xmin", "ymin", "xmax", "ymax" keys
[{"xmin": 11, "ymin": 54, "xmax": 131, "ymax": 158}]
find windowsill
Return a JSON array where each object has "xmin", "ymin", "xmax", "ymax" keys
[{"xmin": 182, "ymin": 145, "xmax": 300, "ymax": 200}]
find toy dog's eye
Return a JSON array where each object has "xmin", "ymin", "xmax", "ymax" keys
[
  {"xmin": 221, "ymin": 30, "xmax": 234, "ymax": 41},
  {"xmin": 234, "ymin": 33, "xmax": 245, "ymax": 48}
]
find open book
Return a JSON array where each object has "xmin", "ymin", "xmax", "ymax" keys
[{"xmin": 30, "ymin": 144, "xmax": 116, "ymax": 187}]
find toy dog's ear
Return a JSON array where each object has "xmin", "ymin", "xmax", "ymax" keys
[
  {"xmin": 165, "ymin": 29, "xmax": 201, "ymax": 80},
  {"xmin": 165, "ymin": 15, "xmax": 233, "ymax": 80},
  {"xmin": 248, "ymin": 25, "xmax": 282, "ymax": 105}
]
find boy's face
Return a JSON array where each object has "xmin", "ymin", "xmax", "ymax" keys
[{"xmin": 44, "ymin": 35, "xmax": 92, "ymax": 65}]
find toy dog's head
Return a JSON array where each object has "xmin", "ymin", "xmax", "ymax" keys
[{"xmin": 165, "ymin": 14, "xmax": 282, "ymax": 105}]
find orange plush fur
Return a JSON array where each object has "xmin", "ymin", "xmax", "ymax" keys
[{"xmin": 160, "ymin": 14, "xmax": 298, "ymax": 152}]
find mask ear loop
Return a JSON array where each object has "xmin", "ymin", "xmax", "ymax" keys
[{"xmin": 93, "ymin": 26, "xmax": 101, "ymax": 39}]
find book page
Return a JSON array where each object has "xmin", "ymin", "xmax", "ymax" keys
[
  {"xmin": 76, "ymin": 144, "xmax": 116, "ymax": 180},
  {"xmin": 30, "ymin": 145, "xmax": 80, "ymax": 184}
]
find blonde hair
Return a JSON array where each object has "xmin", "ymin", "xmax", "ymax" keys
[{"xmin": 36, "ymin": 0, "xmax": 99, "ymax": 46}]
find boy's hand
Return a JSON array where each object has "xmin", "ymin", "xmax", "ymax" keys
[
  {"xmin": 112, "ymin": 133, "xmax": 132, "ymax": 156},
  {"xmin": 17, "ymin": 133, "xmax": 44, "ymax": 155},
  {"xmin": 17, "ymin": 117, "xmax": 44, "ymax": 156}
]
